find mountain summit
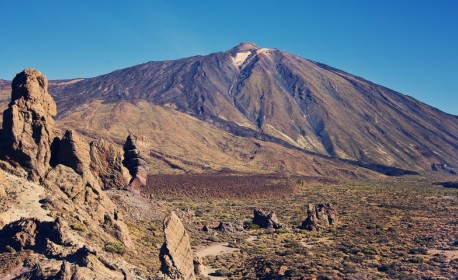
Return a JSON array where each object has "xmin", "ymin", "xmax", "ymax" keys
[{"xmin": 39, "ymin": 43, "xmax": 458, "ymax": 175}]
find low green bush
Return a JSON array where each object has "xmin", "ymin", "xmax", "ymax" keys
[{"xmin": 104, "ymin": 241, "xmax": 126, "ymax": 254}]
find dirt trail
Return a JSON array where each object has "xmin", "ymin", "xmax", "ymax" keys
[
  {"xmin": 195, "ymin": 242, "xmax": 240, "ymax": 279},
  {"xmin": 196, "ymin": 242, "xmax": 239, "ymax": 258}
]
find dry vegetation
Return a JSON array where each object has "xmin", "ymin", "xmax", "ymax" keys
[{"xmin": 140, "ymin": 174, "xmax": 458, "ymax": 279}]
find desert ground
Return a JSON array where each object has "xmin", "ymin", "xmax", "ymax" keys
[{"xmin": 106, "ymin": 173, "xmax": 458, "ymax": 279}]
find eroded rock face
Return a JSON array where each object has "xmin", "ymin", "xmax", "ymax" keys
[
  {"xmin": 158, "ymin": 211, "xmax": 195, "ymax": 280},
  {"xmin": 90, "ymin": 139, "xmax": 129, "ymax": 190},
  {"xmin": 252, "ymin": 209, "xmax": 284, "ymax": 229},
  {"xmin": 193, "ymin": 256, "xmax": 207, "ymax": 276},
  {"xmin": 0, "ymin": 217, "xmax": 70, "ymax": 253},
  {"xmin": 0, "ymin": 68, "xmax": 135, "ymax": 279},
  {"xmin": 55, "ymin": 130, "xmax": 90, "ymax": 175},
  {"xmin": 300, "ymin": 203, "xmax": 337, "ymax": 231},
  {"xmin": 122, "ymin": 134, "xmax": 149, "ymax": 194},
  {"xmin": 0, "ymin": 68, "xmax": 57, "ymax": 181}
]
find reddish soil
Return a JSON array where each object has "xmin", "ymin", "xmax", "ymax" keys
[{"xmin": 146, "ymin": 173, "xmax": 296, "ymax": 199}]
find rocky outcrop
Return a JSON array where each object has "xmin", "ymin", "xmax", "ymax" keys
[
  {"xmin": 158, "ymin": 211, "xmax": 195, "ymax": 280},
  {"xmin": 214, "ymin": 220, "xmax": 244, "ymax": 233},
  {"xmin": 300, "ymin": 203, "xmax": 338, "ymax": 231},
  {"xmin": 193, "ymin": 256, "xmax": 207, "ymax": 276},
  {"xmin": 0, "ymin": 68, "xmax": 135, "ymax": 279},
  {"xmin": 90, "ymin": 139, "xmax": 129, "ymax": 190},
  {"xmin": 122, "ymin": 134, "xmax": 149, "ymax": 194},
  {"xmin": 55, "ymin": 130, "xmax": 90, "ymax": 175},
  {"xmin": 0, "ymin": 217, "xmax": 71, "ymax": 253},
  {"xmin": 252, "ymin": 209, "xmax": 284, "ymax": 229},
  {"xmin": 44, "ymin": 164, "xmax": 132, "ymax": 248},
  {"xmin": 0, "ymin": 68, "xmax": 58, "ymax": 181}
]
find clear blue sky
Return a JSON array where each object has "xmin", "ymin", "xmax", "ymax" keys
[{"xmin": 1, "ymin": 1, "xmax": 457, "ymax": 115}]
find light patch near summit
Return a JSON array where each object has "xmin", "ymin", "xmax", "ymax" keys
[
  {"xmin": 256, "ymin": 48, "xmax": 271, "ymax": 54},
  {"xmin": 232, "ymin": 51, "xmax": 251, "ymax": 67}
]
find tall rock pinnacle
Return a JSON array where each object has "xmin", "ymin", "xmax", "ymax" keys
[{"xmin": 0, "ymin": 68, "xmax": 58, "ymax": 181}]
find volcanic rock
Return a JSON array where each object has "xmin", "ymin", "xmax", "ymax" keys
[
  {"xmin": 193, "ymin": 255, "xmax": 207, "ymax": 276},
  {"xmin": 158, "ymin": 211, "xmax": 196, "ymax": 280},
  {"xmin": 252, "ymin": 209, "xmax": 284, "ymax": 229},
  {"xmin": 0, "ymin": 68, "xmax": 58, "ymax": 181},
  {"xmin": 214, "ymin": 220, "xmax": 244, "ymax": 233},
  {"xmin": 90, "ymin": 139, "xmax": 129, "ymax": 190},
  {"xmin": 122, "ymin": 134, "xmax": 149, "ymax": 193},
  {"xmin": 55, "ymin": 261, "xmax": 84, "ymax": 280},
  {"xmin": 55, "ymin": 130, "xmax": 90, "ymax": 175},
  {"xmin": 300, "ymin": 203, "xmax": 338, "ymax": 231},
  {"xmin": 102, "ymin": 213, "xmax": 133, "ymax": 249},
  {"xmin": 0, "ymin": 217, "xmax": 70, "ymax": 253}
]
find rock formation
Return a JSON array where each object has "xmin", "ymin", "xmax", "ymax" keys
[
  {"xmin": 214, "ymin": 220, "xmax": 244, "ymax": 233},
  {"xmin": 158, "ymin": 211, "xmax": 196, "ymax": 280},
  {"xmin": 122, "ymin": 134, "xmax": 149, "ymax": 194},
  {"xmin": 0, "ymin": 68, "xmax": 58, "ymax": 181},
  {"xmin": 0, "ymin": 69, "xmax": 134, "ymax": 278},
  {"xmin": 55, "ymin": 130, "xmax": 90, "ymax": 175},
  {"xmin": 252, "ymin": 209, "xmax": 284, "ymax": 229},
  {"xmin": 300, "ymin": 203, "xmax": 338, "ymax": 231},
  {"xmin": 0, "ymin": 217, "xmax": 70, "ymax": 253},
  {"xmin": 90, "ymin": 139, "xmax": 129, "ymax": 190},
  {"xmin": 193, "ymin": 256, "xmax": 207, "ymax": 276}
]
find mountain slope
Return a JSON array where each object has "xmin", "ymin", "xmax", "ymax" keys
[{"xmin": 7, "ymin": 43, "xmax": 458, "ymax": 174}]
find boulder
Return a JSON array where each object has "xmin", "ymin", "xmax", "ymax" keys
[
  {"xmin": 214, "ymin": 220, "xmax": 244, "ymax": 233},
  {"xmin": 0, "ymin": 68, "xmax": 58, "ymax": 181},
  {"xmin": 193, "ymin": 255, "xmax": 207, "ymax": 276},
  {"xmin": 300, "ymin": 203, "xmax": 337, "ymax": 231},
  {"xmin": 252, "ymin": 209, "xmax": 284, "ymax": 229},
  {"xmin": 122, "ymin": 134, "xmax": 149, "ymax": 194},
  {"xmin": 158, "ymin": 211, "xmax": 195, "ymax": 280},
  {"xmin": 90, "ymin": 139, "xmax": 129, "ymax": 190}
]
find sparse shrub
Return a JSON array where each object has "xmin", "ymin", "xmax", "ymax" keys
[
  {"xmin": 214, "ymin": 268, "xmax": 232, "ymax": 277},
  {"xmin": 413, "ymin": 236, "xmax": 435, "ymax": 247},
  {"xmin": 387, "ymin": 226, "xmax": 396, "ymax": 232},
  {"xmin": 362, "ymin": 246, "xmax": 379, "ymax": 255},
  {"xmin": 141, "ymin": 235, "xmax": 155, "ymax": 246},
  {"xmin": 341, "ymin": 262, "xmax": 357, "ymax": 274},
  {"xmin": 148, "ymin": 223, "xmax": 158, "ymax": 231},
  {"xmin": 70, "ymin": 223, "xmax": 85, "ymax": 232},
  {"xmin": 408, "ymin": 247, "xmax": 428, "ymax": 255},
  {"xmin": 275, "ymin": 228, "xmax": 289, "ymax": 234},
  {"xmin": 104, "ymin": 241, "xmax": 125, "ymax": 254},
  {"xmin": 284, "ymin": 268, "xmax": 298, "ymax": 277},
  {"xmin": 243, "ymin": 219, "xmax": 253, "ymax": 229},
  {"xmin": 284, "ymin": 240, "xmax": 301, "ymax": 249},
  {"xmin": 327, "ymin": 227, "xmax": 337, "ymax": 233},
  {"xmin": 207, "ymin": 235, "xmax": 219, "ymax": 242},
  {"xmin": 194, "ymin": 209, "xmax": 204, "ymax": 217},
  {"xmin": 378, "ymin": 262, "xmax": 397, "ymax": 273},
  {"xmin": 408, "ymin": 256, "xmax": 423, "ymax": 263}
]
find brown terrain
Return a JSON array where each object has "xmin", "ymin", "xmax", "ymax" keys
[{"xmin": 0, "ymin": 43, "xmax": 457, "ymax": 279}]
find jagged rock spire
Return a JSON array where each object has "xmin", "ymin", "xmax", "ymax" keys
[{"xmin": 0, "ymin": 68, "xmax": 58, "ymax": 181}]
